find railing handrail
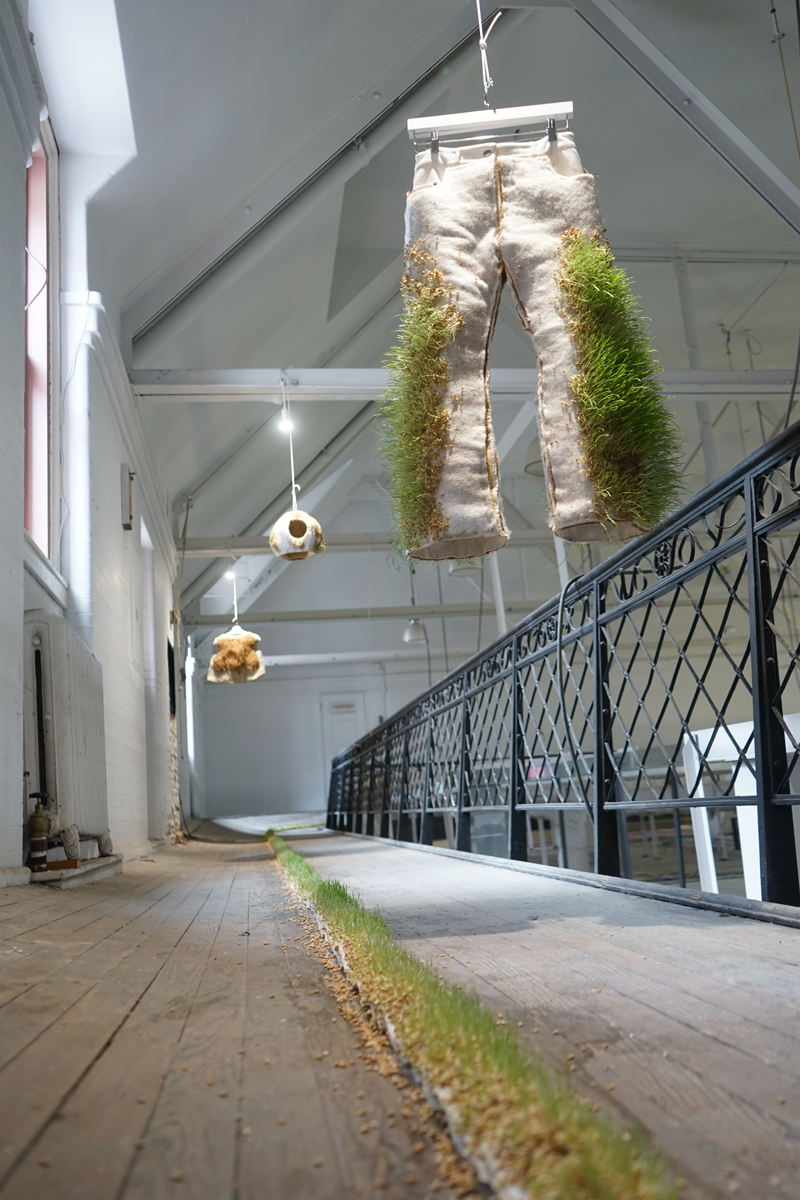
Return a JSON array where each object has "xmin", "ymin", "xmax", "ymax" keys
[
  {"xmin": 328, "ymin": 412, "xmax": 800, "ymax": 907},
  {"xmin": 334, "ymin": 418, "xmax": 800, "ymax": 760}
]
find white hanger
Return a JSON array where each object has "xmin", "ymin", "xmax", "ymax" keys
[
  {"xmin": 407, "ymin": 102, "xmax": 573, "ymax": 149},
  {"xmin": 407, "ymin": 2, "xmax": 573, "ymax": 150}
]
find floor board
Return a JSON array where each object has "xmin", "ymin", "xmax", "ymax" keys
[{"xmin": 0, "ymin": 843, "xmax": 469, "ymax": 1200}]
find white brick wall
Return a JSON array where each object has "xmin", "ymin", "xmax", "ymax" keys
[{"xmin": 0, "ymin": 61, "xmax": 32, "ymax": 870}]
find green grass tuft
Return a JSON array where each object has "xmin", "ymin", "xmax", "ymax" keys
[
  {"xmin": 269, "ymin": 832, "xmax": 677, "ymax": 1200},
  {"xmin": 557, "ymin": 228, "xmax": 684, "ymax": 534},
  {"xmin": 381, "ymin": 242, "xmax": 464, "ymax": 555}
]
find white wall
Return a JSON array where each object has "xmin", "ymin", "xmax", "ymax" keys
[
  {"xmin": 196, "ymin": 661, "xmax": 432, "ymax": 817},
  {"xmin": 0, "ymin": 4, "xmax": 43, "ymax": 879},
  {"xmin": 61, "ymin": 314, "xmax": 176, "ymax": 856}
]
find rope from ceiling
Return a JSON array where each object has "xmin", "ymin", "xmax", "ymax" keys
[
  {"xmin": 280, "ymin": 370, "xmax": 301, "ymax": 510},
  {"xmin": 769, "ymin": 1, "xmax": 800, "ymax": 165},
  {"xmin": 475, "ymin": 0, "xmax": 502, "ymax": 108}
]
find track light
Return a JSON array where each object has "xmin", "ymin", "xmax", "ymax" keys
[{"xmin": 224, "ymin": 570, "xmax": 235, "ymax": 580}]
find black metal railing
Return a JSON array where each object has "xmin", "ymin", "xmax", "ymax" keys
[{"xmin": 327, "ymin": 421, "xmax": 800, "ymax": 906}]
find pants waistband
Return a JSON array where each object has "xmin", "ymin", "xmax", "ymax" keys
[{"xmin": 411, "ymin": 131, "xmax": 586, "ymax": 186}]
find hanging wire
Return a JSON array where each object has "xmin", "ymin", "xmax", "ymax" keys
[
  {"xmin": 436, "ymin": 564, "xmax": 450, "ymax": 674},
  {"xmin": 227, "ymin": 567, "xmax": 239, "ymax": 625},
  {"xmin": 280, "ymin": 371, "xmax": 301, "ymax": 510},
  {"xmin": 782, "ymin": 324, "xmax": 800, "ymax": 428},
  {"xmin": 475, "ymin": 1, "xmax": 502, "ymax": 107},
  {"xmin": 555, "ymin": 575, "xmax": 594, "ymax": 822},
  {"xmin": 24, "ymin": 245, "xmax": 47, "ymax": 311},
  {"xmin": 173, "ymin": 498, "xmax": 192, "ymax": 774},
  {"xmin": 768, "ymin": 1, "xmax": 800, "ymax": 166}
]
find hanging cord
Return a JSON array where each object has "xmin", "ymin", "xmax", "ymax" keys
[
  {"xmin": 782, "ymin": 321, "xmax": 800, "ymax": 428},
  {"xmin": 280, "ymin": 371, "xmax": 300, "ymax": 511},
  {"xmin": 475, "ymin": 1, "xmax": 502, "ymax": 107},
  {"xmin": 24, "ymin": 245, "xmax": 47, "ymax": 311},
  {"xmin": 408, "ymin": 561, "xmax": 432, "ymax": 688},
  {"xmin": 437, "ymin": 563, "xmax": 450, "ymax": 674},
  {"xmin": 170, "ymin": 499, "xmax": 193, "ymax": 838},
  {"xmin": 229, "ymin": 568, "xmax": 239, "ymax": 625},
  {"xmin": 555, "ymin": 574, "xmax": 594, "ymax": 822},
  {"xmin": 173, "ymin": 498, "xmax": 192, "ymax": 766},
  {"xmin": 768, "ymin": 1, "xmax": 800, "ymax": 166}
]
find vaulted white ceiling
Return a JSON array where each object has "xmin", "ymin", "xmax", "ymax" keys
[{"xmin": 49, "ymin": 0, "xmax": 800, "ymax": 653}]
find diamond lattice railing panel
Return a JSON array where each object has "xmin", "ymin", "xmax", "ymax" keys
[
  {"xmin": 762, "ymin": 522, "xmax": 800, "ymax": 792},
  {"xmin": 369, "ymin": 743, "xmax": 386, "ymax": 814},
  {"xmin": 405, "ymin": 721, "xmax": 429, "ymax": 810},
  {"xmin": 429, "ymin": 705, "xmax": 461, "ymax": 810},
  {"xmin": 604, "ymin": 489, "xmax": 748, "ymax": 621},
  {"xmin": 603, "ymin": 549, "xmax": 753, "ymax": 804},
  {"xmin": 466, "ymin": 676, "xmax": 513, "ymax": 808},
  {"xmin": 387, "ymin": 735, "xmax": 405, "ymax": 811},
  {"xmin": 518, "ymin": 623, "xmax": 594, "ymax": 807}
]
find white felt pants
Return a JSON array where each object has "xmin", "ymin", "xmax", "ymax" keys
[{"xmin": 405, "ymin": 132, "xmax": 642, "ymax": 558}]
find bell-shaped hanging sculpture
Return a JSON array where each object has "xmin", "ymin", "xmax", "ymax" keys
[
  {"xmin": 207, "ymin": 624, "xmax": 266, "ymax": 684},
  {"xmin": 269, "ymin": 509, "xmax": 324, "ymax": 561}
]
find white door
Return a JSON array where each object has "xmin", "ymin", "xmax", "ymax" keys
[{"xmin": 321, "ymin": 693, "xmax": 365, "ymax": 781}]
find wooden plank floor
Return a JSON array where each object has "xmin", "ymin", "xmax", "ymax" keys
[
  {"xmin": 298, "ymin": 834, "xmax": 800, "ymax": 1200},
  {"xmin": 0, "ymin": 843, "xmax": 475, "ymax": 1200}
]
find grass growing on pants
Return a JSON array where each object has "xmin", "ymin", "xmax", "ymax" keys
[
  {"xmin": 557, "ymin": 229, "xmax": 684, "ymax": 534},
  {"xmin": 268, "ymin": 832, "xmax": 677, "ymax": 1200},
  {"xmin": 381, "ymin": 242, "xmax": 464, "ymax": 554}
]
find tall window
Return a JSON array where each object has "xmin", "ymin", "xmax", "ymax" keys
[{"xmin": 24, "ymin": 140, "xmax": 51, "ymax": 555}]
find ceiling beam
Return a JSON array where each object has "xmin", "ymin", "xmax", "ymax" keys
[
  {"xmin": 178, "ymin": 401, "xmax": 377, "ymax": 610},
  {"xmin": 134, "ymin": 367, "xmax": 799, "ymax": 401},
  {"xmin": 183, "ymin": 601, "xmax": 535, "ymax": 628},
  {"xmin": 177, "ymin": 529, "xmax": 558, "ymax": 558},
  {"xmin": 124, "ymin": 8, "xmax": 532, "ymax": 358},
  {"xmin": 565, "ymin": 0, "xmax": 800, "ymax": 236}
]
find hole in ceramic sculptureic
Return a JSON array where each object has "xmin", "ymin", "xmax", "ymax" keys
[{"xmin": 288, "ymin": 519, "xmax": 308, "ymax": 538}]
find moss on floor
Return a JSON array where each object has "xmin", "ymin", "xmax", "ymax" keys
[{"xmin": 267, "ymin": 832, "xmax": 677, "ymax": 1200}]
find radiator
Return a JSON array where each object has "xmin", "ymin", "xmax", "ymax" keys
[{"xmin": 23, "ymin": 610, "xmax": 112, "ymax": 857}]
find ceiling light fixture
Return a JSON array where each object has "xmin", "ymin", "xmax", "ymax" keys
[
  {"xmin": 402, "ymin": 618, "xmax": 428, "ymax": 644},
  {"xmin": 279, "ymin": 369, "xmax": 293, "ymax": 432},
  {"xmin": 448, "ymin": 560, "xmax": 482, "ymax": 577}
]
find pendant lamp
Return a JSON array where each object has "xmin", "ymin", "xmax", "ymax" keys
[
  {"xmin": 269, "ymin": 373, "xmax": 325, "ymax": 561},
  {"xmin": 402, "ymin": 617, "xmax": 428, "ymax": 644}
]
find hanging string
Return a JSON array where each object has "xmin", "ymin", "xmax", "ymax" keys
[
  {"xmin": 768, "ymin": 1, "xmax": 800, "ymax": 166},
  {"xmin": 231, "ymin": 570, "xmax": 239, "ymax": 624},
  {"xmin": 475, "ymin": 1, "xmax": 502, "ymax": 108},
  {"xmin": 280, "ymin": 371, "xmax": 300, "ymax": 511},
  {"xmin": 24, "ymin": 245, "xmax": 47, "ymax": 311}
]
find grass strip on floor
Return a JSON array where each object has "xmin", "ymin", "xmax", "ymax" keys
[{"xmin": 267, "ymin": 833, "xmax": 677, "ymax": 1200}]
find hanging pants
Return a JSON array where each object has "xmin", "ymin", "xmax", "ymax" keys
[{"xmin": 404, "ymin": 131, "xmax": 644, "ymax": 559}]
